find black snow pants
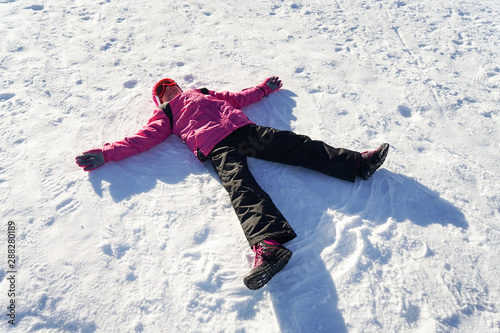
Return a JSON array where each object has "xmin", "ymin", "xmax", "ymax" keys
[{"xmin": 208, "ymin": 124, "xmax": 361, "ymax": 248}]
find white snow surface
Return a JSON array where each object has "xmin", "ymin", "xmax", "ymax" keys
[{"xmin": 1, "ymin": 0, "xmax": 500, "ymax": 332}]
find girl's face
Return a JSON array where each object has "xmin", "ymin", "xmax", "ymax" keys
[{"xmin": 160, "ymin": 85, "xmax": 183, "ymax": 103}]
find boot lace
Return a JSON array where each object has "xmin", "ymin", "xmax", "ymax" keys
[{"xmin": 252, "ymin": 243, "xmax": 265, "ymax": 268}]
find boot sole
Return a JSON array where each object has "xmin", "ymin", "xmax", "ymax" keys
[{"xmin": 243, "ymin": 248, "xmax": 292, "ymax": 290}]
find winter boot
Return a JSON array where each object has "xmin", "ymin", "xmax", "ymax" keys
[
  {"xmin": 243, "ymin": 239, "xmax": 292, "ymax": 290},
  {"xmin": 357, "ymin": 143, "xmax": 390, "ymax": 180}
]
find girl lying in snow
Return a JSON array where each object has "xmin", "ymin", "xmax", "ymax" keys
[{"xmin": 76, "ymin": 76, "xmax": 389, "ymax": 290}]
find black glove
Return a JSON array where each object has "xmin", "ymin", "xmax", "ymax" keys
[
  {"xmin": 76, "ymin": 150, "xmax": 106, "ymax": 171},
  {"xmin": 266, "ymin": 76, "xmax": 283, "ymax": 92}
]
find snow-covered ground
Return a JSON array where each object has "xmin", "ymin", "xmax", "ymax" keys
[{"xmin": 1, "ymin": 0, "xmax": 499, "ymax": 332}]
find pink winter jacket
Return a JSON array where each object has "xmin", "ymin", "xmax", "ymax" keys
[{"xmin": 101, "ymin": 80, "xmax": 274, "ymax": 163}]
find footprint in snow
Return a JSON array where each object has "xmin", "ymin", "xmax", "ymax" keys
[
  {"xmin": 0, "ymin": 93, "xmax": 15, "ymax": 101},
  {"xmin": 123, "ymin": 80, "xmax": 138, "ymax": 89},
  {"xmin": 398, "ymin": 105, "xmax": 412, "ymax": 118},
  {"xmin": 25, "ymin": 5, "xmax": 44, "ymax": 11}
]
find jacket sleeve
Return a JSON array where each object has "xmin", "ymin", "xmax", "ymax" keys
[
  {"xmin": 102, "ymin": 109, "xmax": 172, "ymax": 162},
  {"xmin": 206, "ymin": 79, "xmax": 273, "ymax": 109}
]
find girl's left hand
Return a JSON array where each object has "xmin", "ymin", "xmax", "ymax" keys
[{"xmin": 266, "ymin": 76, "xmax": 283, "ymax": 92}]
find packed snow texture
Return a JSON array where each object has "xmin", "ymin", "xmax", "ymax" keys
[{"xmin": 1, "ymin": 0, "xmax": 500, "ymax": 332}]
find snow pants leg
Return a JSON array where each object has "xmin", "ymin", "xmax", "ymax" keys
[{"xmin": 208, "ymin": 124, "xmax": 362, "ymax": 247}]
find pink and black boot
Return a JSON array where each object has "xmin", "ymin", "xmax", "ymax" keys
[
  {"xmin": 244, "ymin": 239, "xmax": 292, "ymax": 290},
  {"xmin": 357, "ymin": 143, "xmax": 390, "ymax": 180}
]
